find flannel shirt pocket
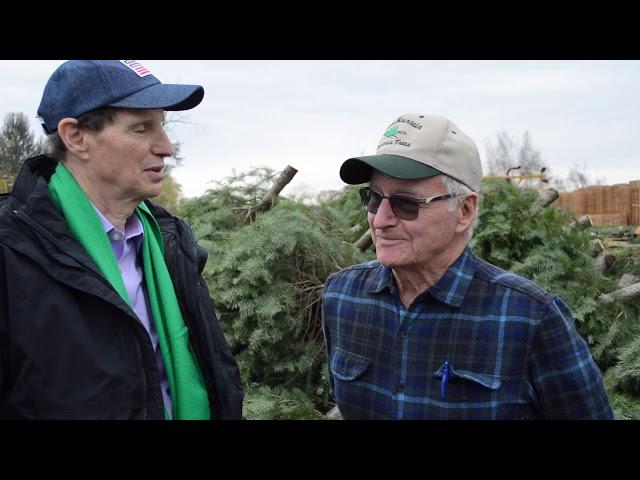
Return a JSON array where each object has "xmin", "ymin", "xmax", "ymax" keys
[
  {"xmin": 433, "ymin": 362, "xmax": 501, "ymax": 402},
  {"xmin": 330, "ymin": 348, "xmax": 370, "ymax": 381}
]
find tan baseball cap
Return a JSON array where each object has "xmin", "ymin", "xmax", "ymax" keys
[{"xmin": 340, "ymin": 113, "xmax": 483, "ymax": 192}]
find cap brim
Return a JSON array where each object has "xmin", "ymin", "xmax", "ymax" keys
[
  {"xmin": 109, "ymin": 83, "xmax": 204, "ymax": 111},
  {"xmin": 340, "ymin": 154, "xmax": 442, "ymax": 184}
]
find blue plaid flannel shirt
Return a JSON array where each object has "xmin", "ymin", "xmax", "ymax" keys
[{"xmin": 321, "ymin": 247, "xmax": 613, "ymax": 420}]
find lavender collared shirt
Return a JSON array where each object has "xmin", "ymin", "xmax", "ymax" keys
[{"xmin": 92, "ymin": 204, "xmax": 173, "ymax": 418}]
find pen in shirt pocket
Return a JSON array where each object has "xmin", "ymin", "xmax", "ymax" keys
[{"xmin": 441, "ymin": 361, "xmax": 450, "ymax": 400}]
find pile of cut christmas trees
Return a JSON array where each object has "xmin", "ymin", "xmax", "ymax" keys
[{"xmin": 179, "ymin": 167, "xmax": 640, "ymax": 419}]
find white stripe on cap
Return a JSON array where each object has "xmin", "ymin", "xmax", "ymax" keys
[{"xmin": 120, "ymin": 60, "xmax": 152, "ymax": 78}]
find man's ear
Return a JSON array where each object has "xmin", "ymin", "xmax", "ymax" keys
[
  {"xmin": 57, "ymin": 118, "xmax": 90, "ymax": 160},
  {"xmin": 455, "ymin": 192, "xmax": 479, "ymax": 234}
]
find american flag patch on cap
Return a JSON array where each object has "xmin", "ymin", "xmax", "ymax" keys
[{"xmin": 120, "ymin": 60, "xmax": 152, "ymax": 78}]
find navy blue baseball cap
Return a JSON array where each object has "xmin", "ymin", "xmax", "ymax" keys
[{"xmin": 37, "ymin": 60, "xmax": 205, "ymax": 134}]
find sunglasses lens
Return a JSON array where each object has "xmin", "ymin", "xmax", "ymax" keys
[
  {"xmin": 390, "ymin": 196, "xmax": 420, "ymax": 220},
  {"xmin": 360, "ymin": 188, "xmax": 420, "ymax": 220},
  {"xmin": 360, "ymin": 188, "xmax": 382, "ymax": 213}
]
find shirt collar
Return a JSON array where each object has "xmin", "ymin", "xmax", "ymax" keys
[
  {"xmin": 365, "ymin": 247, "xmax": 477, "ymax": 308},
  {"xmin": 426, "ymin": 247, "xmax": 477, "ymax": 307},
  {"xmin": 364, "ymin": 261, "xmax": 395, "ymax": 294},
  {"xmin": 91, "ymin": 203, "xmax": 144, "ymax": 240}
]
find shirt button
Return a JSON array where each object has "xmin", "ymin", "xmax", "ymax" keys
[{"xmin": 401, "ymin": 332, "xmax": 409, "ymax": 340}]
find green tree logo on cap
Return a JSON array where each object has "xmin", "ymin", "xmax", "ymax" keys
[{"xmin": 384, "ymin": 124, "xmax": 406, "ymax": 142}]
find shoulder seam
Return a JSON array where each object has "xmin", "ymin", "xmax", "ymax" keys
[{"xmin": 474, "ymin": 257, "xmax": 554, "ymax": 304}]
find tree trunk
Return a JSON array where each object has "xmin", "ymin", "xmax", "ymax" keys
[
  {"xmin": 530, "ymin": 188, "xmax": 559, "ymax": 215},
  {"xmin": 355, "ymin": 228, "xmax": 373, "ymax": 251},
  {"xmin": 598, "ymin": 282, "xmax": 640, "ymax": 304},
  {"xmin": 617, "ymin": 273, "xmax": 637, "ymax": 289},
  {"xmin": 541, "ymin": 188, "xmax": 559, "ymax": 207},
  {"xmin": 245, "ymin": 165, "xmax": 298, "ymax": 222},
  {"xmin": 349, "ymin": 225, "xmax": 361, "ymax": 235},
  {"xmin": 255, "ymin": 165, "xmax": 298, "ymax": 211}
]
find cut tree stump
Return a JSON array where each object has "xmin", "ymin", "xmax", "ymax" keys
[
  {"xmin": 594, "ymin": 251, "xmax": 616, "ymax": 272},
  {"xmin": 590, "ymin": 238, "xmax": 606, "ymax": 257},
  {"xmin": 570, "ymin": 215, "xmax": 592, "ymax": 229}
]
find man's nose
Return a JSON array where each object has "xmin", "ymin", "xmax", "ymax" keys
[
  {"xmin": 371, "ymin": 197, "xmax": 399, "ymax": 229},
  {"xmin": 152, "ymin": 130, "xmax": 175, "ymax": 157}
]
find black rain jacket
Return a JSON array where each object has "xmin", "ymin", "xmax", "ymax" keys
[{"xmin": 0, "ymin": 155, "xmax": 243, "ymax": 419}]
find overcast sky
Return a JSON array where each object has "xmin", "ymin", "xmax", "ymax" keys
[{"xmin": 1, "ymin": 60, "xmax": 639, "ymax": 198}]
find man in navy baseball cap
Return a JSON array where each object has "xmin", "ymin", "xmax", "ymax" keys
[
  {"xmin": 37, "ymin": 60, "xmax": 204, "ymax": 134},
  {"xmin": 0, "ymin": 60, "xmax": 244, "ymax": 420}
]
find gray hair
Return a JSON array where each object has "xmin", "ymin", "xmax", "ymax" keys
[
  {"xmin": 440, "ymin": 175, "xmax": 480, "ymax": 239},
  {"xmin": 45, "ymin": 107, "xmax": 119, "ymax": 162}
]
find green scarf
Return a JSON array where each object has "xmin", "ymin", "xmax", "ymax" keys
[{"xmin": 49, "ymin": 162, "xmax": 210, "ymax": 420}]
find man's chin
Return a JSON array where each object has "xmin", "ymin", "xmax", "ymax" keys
[
  {"xmin": 142, "ymin": 187, "xmax": 163, "ymax": 201},
  {"xmin": 376, "ymin": 253, "xmax": 409, "ymax": 269}
]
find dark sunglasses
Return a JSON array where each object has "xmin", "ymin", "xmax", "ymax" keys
[{"xmin": 358, "ymin": 186, "xmax": 461, "ymax": 220}]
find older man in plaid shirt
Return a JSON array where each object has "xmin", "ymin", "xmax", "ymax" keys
[{"xmin": 321, "ymin": 113, "xmax": 613, "ymax": 420}]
